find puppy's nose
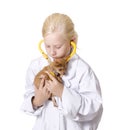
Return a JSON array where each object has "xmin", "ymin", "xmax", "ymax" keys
[{"xmin": 61, "ymin": 71, "xmax": 65, "ymax": 75}]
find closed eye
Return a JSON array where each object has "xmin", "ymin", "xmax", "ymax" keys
[{"xmin": 56, "ymin": 46, "xmax": 61, "ymax": 49}]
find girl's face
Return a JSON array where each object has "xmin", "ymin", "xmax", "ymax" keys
[{"xmin": 44, "ymin": 32, "xmax": 71, "ymax": 59}]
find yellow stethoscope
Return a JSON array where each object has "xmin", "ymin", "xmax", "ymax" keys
[{"xmin": 38, "ymin": 39, "xmax": 76, "ymax": 63}]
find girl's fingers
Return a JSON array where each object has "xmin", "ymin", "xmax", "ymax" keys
[
  {"xmin": 44, "ymin": 86, "xmax": 51, "ymax": 98},
  {"xmin": 45, "ymin": 71, "xmax": 56, "ymax": 81},
  {"xmin": 45, "ymin": 80, "xmax": 51, "ymax": 90},
  {"xmin": 39, "ymin": 78, "xmax": 45, "ymax": 89}
]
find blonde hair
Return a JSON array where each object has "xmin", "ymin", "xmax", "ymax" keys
[{"xmin": 42, "ymin": 13, "xmax": 78, "ymax": 43}]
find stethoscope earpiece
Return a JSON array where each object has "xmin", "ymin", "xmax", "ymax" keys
[
  {"xmin": 38, "ymin": 40, "xmax": 49, "ymax": 60},
  {"xmin": 66, "ymin": 41, "xmax": 76, "ymax": 62}
]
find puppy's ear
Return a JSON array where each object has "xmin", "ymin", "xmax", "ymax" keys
[
  {"xmin": 53, "ymin": 59, "xmax": 60, "ymax": 64},
  {"xmin": 63, "ymin": 57, "xmax": 68, "ymax": 61}
]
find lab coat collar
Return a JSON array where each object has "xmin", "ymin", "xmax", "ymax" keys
[
  {"xmin": 62, "ymin": 54, "xmax": 79, "ymax": 87},
  {"xmin": 66, "ymin": 53, "xmax": 79, "ymax": 77}
]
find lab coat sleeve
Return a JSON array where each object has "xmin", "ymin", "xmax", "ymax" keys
[
  {"xmin": 21, "ymin": 61, "xmax": 44, "ymax": 116},
  {"xmin": 61, "ymin": 68, "xmax": 103, "ymax": 122}
]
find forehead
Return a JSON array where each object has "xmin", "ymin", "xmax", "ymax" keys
[{"xmin": 44, "ymin": 32, "xmax": 67, "ymax": 45}]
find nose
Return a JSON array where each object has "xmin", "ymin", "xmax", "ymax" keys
[{"xmin": 50, "ymin": 48, "xmax": 56, "ymax": 56}]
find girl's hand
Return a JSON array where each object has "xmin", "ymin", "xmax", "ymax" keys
[
  {"xmin": 32, "ymin": 78, "xmax": 51, "ymax": 108},
  {"xmin": 45, "ymin": 71, "xmax": 64, "ymax": 99}
]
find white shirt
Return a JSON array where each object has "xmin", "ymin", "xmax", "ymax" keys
[{"xmin": 21, "ymin": 54, "xmax": 103, "ymax": 130}]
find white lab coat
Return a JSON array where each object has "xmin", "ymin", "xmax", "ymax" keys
[{"xmin": 21, "ymin": 54, "xmax": 103, "ymax": 130}]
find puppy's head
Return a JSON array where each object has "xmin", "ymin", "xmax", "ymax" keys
[{"xmin": 51, "ymin": 58, "xmax": 67, "ymax": 76}]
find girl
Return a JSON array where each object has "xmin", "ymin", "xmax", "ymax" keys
[{"xmin": 21, "ymin": 13, "xmax": 103, "ymax": 130}]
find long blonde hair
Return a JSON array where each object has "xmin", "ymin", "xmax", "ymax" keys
[{"xmin": 42, "ymin": 13, "xmax": 78, "ymax": 43}]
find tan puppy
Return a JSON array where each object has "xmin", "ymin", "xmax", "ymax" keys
[{"xmin": 34, "ymin": 58, "xmax": 68, "ymax": 106}]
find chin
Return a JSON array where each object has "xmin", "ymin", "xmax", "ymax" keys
[{"xmin": 53, "ymin": 57, "xmax": 63, "ymax": 59}]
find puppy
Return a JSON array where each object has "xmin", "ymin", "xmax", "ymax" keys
[{"xmin": 34, "ymin": 58, "xmax": 67, "ymax": 106}]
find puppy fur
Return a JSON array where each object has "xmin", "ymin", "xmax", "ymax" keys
[{"xmin": 34, "ymin": 58, "xmax": 68, "ymax": 107}]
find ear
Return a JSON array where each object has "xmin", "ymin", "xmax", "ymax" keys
[
  {"xmin": 53, "ymin": 58, "xmax": 60, "ymax": 63},
  {"xmin": 71, "ymin": 36, "xmax": 76, "ymax": 41},
  {"xmin": 63, "ymin": 57, "xmax": 67, "ymax": 61},
  {"xmin": 71, "ymin": 34, "xmax": 78, "ymax": 43}
]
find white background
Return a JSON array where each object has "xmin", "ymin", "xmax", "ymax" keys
[{"xmin": 0, "ymin": 0, "xmax": 116, "ymax": 129}]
